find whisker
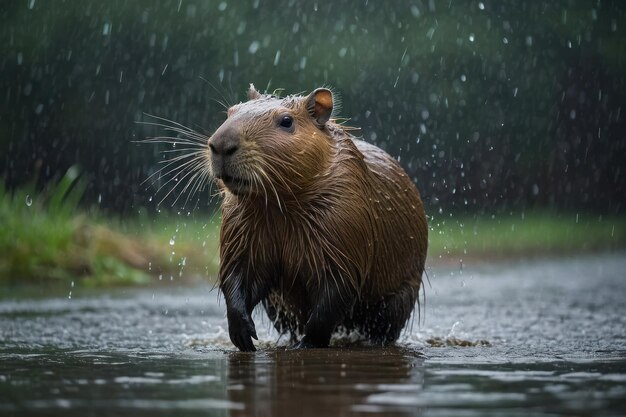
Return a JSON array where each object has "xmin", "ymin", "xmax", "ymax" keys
[
  {"xmin": 199, "ymin": 76, "xmax": 235, "ymax": 109},
  {"xmin": 179, "ymin": 164, "xmax": 212, "ymax": 206},
  {"xmin": 157, "ymin": 160, "xmax": 208, "ymax": 206},
  {"xmin": 174, "ymin": 170, "xmax": 204, "ymax": 207},
  {"xmin": 257, "ymin": 167, "xmax": 283, "ymax": 213},
  {"xmin": 158, "ymin": 151, "xmax": 206, "ymax": 164},
  {"xmin": 136, "ymin": 122, "xmax": 207, "ymax": 143},
  {"xmin": 140, "ymin": 113, "xmax": 202, "ymax": 135},
  {"xmin": 253, "ymin": 171, "xmax": 269, "ymax": 208},
  {"xmin": 138, "ymin": 129, "xmax": 206, "ymax": 143},
  {"xmin": 142, "ymin": 154, "xmax": 206, "ymax": 186}
]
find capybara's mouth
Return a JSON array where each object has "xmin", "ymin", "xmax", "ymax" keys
[{"xmin": 221, "ymin": 174, "xmax": 251, "ymax": 193}]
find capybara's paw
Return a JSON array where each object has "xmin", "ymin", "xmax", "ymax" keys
[{"xmin": 227, "ymin": 309, "xmax": 258, "ymax": 352}]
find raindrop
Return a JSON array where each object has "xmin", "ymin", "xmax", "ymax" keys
[
  {"xmin": 35, "ymin": 104, "xmax": 43, "ymax": 114},
  {"xmin": 102, "ymin": 22, "xmax": 112, "ymax": 36},
  {"xmin": 532, "ymin": 184, "xmax": 539, "ymax": 195},
  {"xmin": 17, "ymin": 52, "xmax": 23, "ymax": 65},
  {"xmin": 570, "ymin": 109, "xmax": 576, "ymax": 119},
  {"xmin": 448, "ymin": 321, "xmax": 461, "ymax": 338},
  {"xmin": 186, "ymin": 4, "xmax": 197, "ymax": 17},
  {"xmin": 460, "ymin": 74, "xmax": 467, "ymax": 82},
  {"xmin": 525, "ymin": 36, "xmax": 533, "ymax": 46},
  {"xmin": 218, "ymin": 1, "xmax": 227, "ymax": 11},
  {"xmin": 169, "ymin": 237, "xmax": 175, "ymax": 246},
  {"xmin": 248, "ymin": 41, "xmax": 260, "ymax": 54},
  {"xmin": 478, "ymin": 2, "xmax": 485, "ymax": 10},
  {"xmin": 468, "ymin": 33, "xmax": 475, "ymax": 42},
  {"xmin": 25, "ymin": 195, "xmax": 32, "ymax": 206},
  {"xmin": 28, "ymin": 0, "xmax": 36, "ymax": 9},
  {"xmin": 502, "ymin": 37, "xmax": 509, "ymax": 44}
]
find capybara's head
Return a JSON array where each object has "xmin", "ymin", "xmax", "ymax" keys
[{"xmin": 207, "ymin": 85, "xmax": 335, "ymax": 197}]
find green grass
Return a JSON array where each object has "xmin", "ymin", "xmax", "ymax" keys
[
  {"xmin": 0, "ymin": 168, "xmax": 220, "ymax": 286},
  {"xmin": 428, "ymin": 211, "xmax": 626, "ymax": 262}
]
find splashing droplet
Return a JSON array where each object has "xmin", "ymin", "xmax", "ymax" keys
[{"xmin": 25, "ymin": 195, "xmax": 33, "ymax": 207}]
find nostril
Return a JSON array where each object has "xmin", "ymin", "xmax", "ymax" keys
[
  {"xmin": 223, "ymin": 145, "xmax": 238, "ymax": 157},
  {"xmin": 209, "ymin": 129, "xmax": 239, "ymax": 156}
]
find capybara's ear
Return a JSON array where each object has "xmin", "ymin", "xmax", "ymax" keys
[
  {"xmin": 248, "ymin": 83, "xmax": 262, "ymax": 100},
  {"xmin": 306, "ymin": 88, "xmax": 333, "ymax": 127}
]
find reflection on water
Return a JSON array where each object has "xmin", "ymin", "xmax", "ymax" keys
[
  {"xmin": 227, "ymin": 348, "xmax": 424, "ymax": 417},
  {"xmin": 1, "ymin": 253, "xmax": 626, "ymax": 416}
]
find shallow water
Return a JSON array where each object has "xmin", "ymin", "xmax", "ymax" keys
[{"xmin": 1, "ymin": 253, "xmax": 625, "ymax": 416}]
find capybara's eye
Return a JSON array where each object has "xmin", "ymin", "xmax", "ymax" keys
[{"xmin": 279, "ymin": 115, "xmax": 293, "ymax": 129}]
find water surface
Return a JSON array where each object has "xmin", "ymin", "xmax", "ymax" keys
[{"xmin": 1, "ymin": 253, "xmax": 625, "ymax": 416}]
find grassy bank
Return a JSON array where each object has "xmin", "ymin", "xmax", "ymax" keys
[
  {"xmin": 1, "ymin": 171, "xmax": 624, "ymax": 286},
  {"xmin": 0, "ymin": 168, "xmax": 219, "ymax": 286},
  {"xmin": 428, "ymin": 211, "xmax": 626, "ymax": 262}
]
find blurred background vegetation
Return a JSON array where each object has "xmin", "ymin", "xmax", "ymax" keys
[{"xmin": 1, "ymin": 0, "xmax": 624, "ymax": 285}]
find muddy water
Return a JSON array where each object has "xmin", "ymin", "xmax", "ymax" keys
[{"xmin": 1, "ymin": 253, "xmax": 625, "ymax": 416}]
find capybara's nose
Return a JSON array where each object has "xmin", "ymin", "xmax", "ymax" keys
[
  {"xmin": 209, "ymin": 128, "xmax": 240, "ymax": 158},
  {"xmin": 208, "ymin": 128, "xmax": 240, "ymax": 179}
]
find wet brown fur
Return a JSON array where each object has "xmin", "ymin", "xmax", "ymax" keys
[{"xmin": 211, "ymin": 85, "xmax": 428, "ymax": 350}]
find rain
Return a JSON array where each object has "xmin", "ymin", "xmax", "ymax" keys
[{"xmin": 1, "ymin": 1, "xmax": 625, "ymax": 416}]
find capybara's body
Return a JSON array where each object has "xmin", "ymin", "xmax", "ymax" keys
[{"xmin": 209, "ymin": 86, "xmax": 427, "ymax": 351}]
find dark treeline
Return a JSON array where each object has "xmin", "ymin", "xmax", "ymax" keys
[{"xmin": 1, "ymin": 0, "xmax": 624, "ymax": 215}]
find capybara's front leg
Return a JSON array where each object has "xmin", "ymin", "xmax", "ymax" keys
[{"xmin": 221, "ymin": 267, "xmax": 263, "ymax": 352}]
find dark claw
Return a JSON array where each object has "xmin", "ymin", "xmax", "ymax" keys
[{"xmin": 227, "ymin": 309, "xmax": 257, "ymax": 352}]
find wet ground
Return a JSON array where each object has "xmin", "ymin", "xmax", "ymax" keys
[{"xmin": 1, "ymin": 252, "xmax": 625, "ymax": 416}]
